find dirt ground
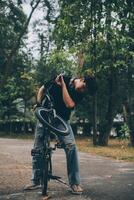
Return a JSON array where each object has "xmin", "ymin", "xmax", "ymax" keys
[{"xmin": 0, "ymin": 138, "xmax": 134, "ymax": 200}]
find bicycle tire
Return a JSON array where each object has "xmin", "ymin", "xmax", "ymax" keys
[
  {"xmin": 42, "ymin": 158, "xmax": 49, "ymax": 196},
  {"xmin": 35, "ymin": 107, "xmax": 69, "ymax": 136}
]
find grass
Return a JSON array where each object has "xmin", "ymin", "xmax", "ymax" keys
[
  {"xmin": 76, "ymin": 137, "xmax": 134, "ymax": 162},
  {"xmin": 0, "ymin": 132, "xmax": 134, "ymax": 162}
]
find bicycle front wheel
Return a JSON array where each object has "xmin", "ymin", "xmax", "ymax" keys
[{"xmin": 35, "ymin": 107, "xmax": 69, "ymax": 136}]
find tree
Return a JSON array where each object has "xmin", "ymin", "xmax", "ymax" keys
[
  {"xmin": 0, "ymin": 0, "xmax": 42, "ymax": 88},
  {"xmin": 0, "ymin": 51, "xmax": 35, "ymax": 121},
  {"xmin": 53, "ymin": 0, "xmax": 134, "ymax": 146},
  {"xmin": 120, "ymin": 0, "xmax": 134, "ymax": 146}
]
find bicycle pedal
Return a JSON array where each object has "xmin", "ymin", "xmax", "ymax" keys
[{"xmin": 49, "ymin": 175, "xmax": 61, "ymax": 180}]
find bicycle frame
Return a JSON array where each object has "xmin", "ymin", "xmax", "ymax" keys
[{"xmin": 34, "ymin": 88, "xmax": 70, "ymax": 196}]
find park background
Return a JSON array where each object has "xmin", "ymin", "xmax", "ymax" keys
[{"xmin": 0, "ymin": 0, "xmax": 134, "ymax": 153}]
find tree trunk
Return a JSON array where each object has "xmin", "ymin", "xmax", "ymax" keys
[
  {"xmin": 126, "ymin": 66, "xmax": 134, "ymax": 146},
  {"xmin": 91, "ymin": 0, "xmax": 98, "ymax": 145},
  {"xmin": 98, "ymin": 68, "xmax": 115, "ymax": 146},
  {"xmin": 93, "ymin": 95, "xmax": 98, "ymax": 145},
  {"xmin": 23, "ymin": 100, "xmax": 27, "ymax": 134},
  {"xmin": 98, "ymin": 2, "xmax": 115, "ymax": 146}
]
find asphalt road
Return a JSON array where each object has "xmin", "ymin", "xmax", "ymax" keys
[{"xmin": 0, "ymin": 138, "xmax": 134, "ymax": 200}]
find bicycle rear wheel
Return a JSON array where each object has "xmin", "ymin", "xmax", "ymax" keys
[{"xmin": 35, "ymin": 107, "xmax": 69, "ymax": 136}]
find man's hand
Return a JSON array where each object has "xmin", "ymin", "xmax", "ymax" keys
[
  {"xmin": 32, "ymin": 103, "xmax": 41, "ymax": 111},
  {"xmin": 55, "ymin": 74, "xmax": 65, "ymax": 86}
]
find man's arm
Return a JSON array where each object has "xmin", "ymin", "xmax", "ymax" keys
[
  {"xmin": 36, "ymin": 85, "xmax": 45, "ymax": 105},
  {"xmin": 33, "ymin": 85, "xmax": 45, "ymax": 110},
  {"xmin": 55, "ymin": 75, "xmax": 75, "ymax": 108}
]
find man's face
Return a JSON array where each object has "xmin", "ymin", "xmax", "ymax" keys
[{"xmin": 74, "ymin": 78, "xmax": 86, "ymax": 93}]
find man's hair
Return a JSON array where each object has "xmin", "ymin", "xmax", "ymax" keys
[{"xmin": 84, "ymin": 76, "xmax": 98, "ymax": 95}]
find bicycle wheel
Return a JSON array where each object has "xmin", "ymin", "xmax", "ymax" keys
[
  {"xmin": 42, "ymin": 158, "xmax": 49, "ymax": 196},
  {"xmin": 35, "ymin": 107, "xmax": 69, "ymax": 136}
]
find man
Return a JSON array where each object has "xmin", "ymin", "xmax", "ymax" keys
[{"xmin": 25, "ymin": 74, "xmax": 97, "ymax": 194}]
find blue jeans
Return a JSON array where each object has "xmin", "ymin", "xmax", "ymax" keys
[{"xmin": 31, "ymin": 120, "xmax": 81, "ymax": 186}]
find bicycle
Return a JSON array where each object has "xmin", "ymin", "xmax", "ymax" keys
[{"xmin": 32, "ymin": 92, "xmax": 70, "ymax": 197}]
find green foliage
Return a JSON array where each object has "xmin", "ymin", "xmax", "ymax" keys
[
  {"xmin": 35, "ymin": 50, "xmax": 78, "ymax": 85},
  {"xmin": 119, "ymin": 123, "xmax": 130, "ymax": 140},
  {"xmin": 52, "ymin": 0, "xmax": 134, "ymax": 145},
  {"xmin": 0, "ymin": 51, "xmax": 35, "ymax": 121},
  {"xmin": 0, "ymin": 0, "xmax": 27, "ymax": 70}
]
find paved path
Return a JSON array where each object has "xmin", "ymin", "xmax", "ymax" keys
[{"xmin": 0, "ymin": 138, "xmax": 134, "ymax": 200}]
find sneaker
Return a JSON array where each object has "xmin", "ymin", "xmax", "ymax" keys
[
  {"xmin": 70, "ymin": 185, "xmax": 83, "ymax": 195},
  {"xmin": 24, "ymin": 183, "xmax": 41, "ymax": 190}
]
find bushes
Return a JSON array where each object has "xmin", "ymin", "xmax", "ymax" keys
[{"xmin": 0, "ymin": 120, "xmax": 35, "ymax": 134}]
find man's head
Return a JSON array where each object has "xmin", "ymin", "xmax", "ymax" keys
[{"xmin": 74, "ymin": 76, "xmax": 97, "ymax": 95}]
